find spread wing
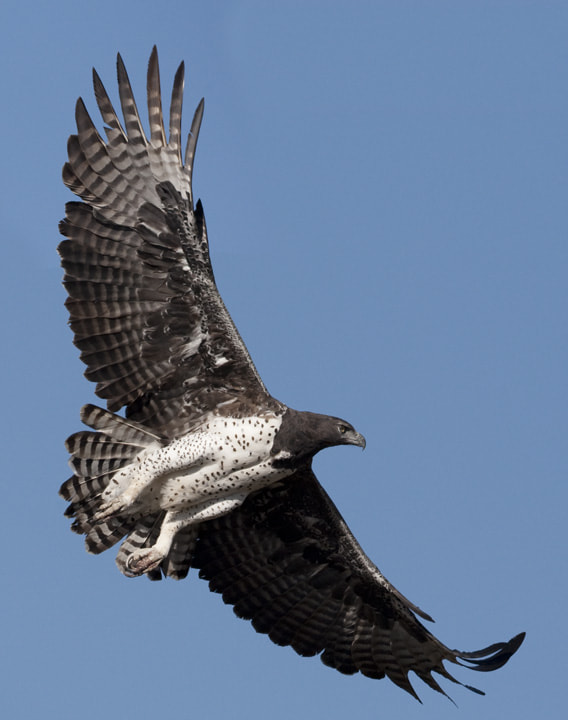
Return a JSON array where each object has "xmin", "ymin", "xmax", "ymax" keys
[
  {"xmin": 59, "ymin": 48, "xmax": 277, "ymax": 437},
  {"xmin": 193, "ymin": 468, "xmax": 524, "ymax": 700}
]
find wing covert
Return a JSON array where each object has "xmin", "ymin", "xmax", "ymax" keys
[
  {"xmin": 193, "ymin": 468, "xmax": 524, "ymax": 700},
  {"xmin": 59, "ymin": 48, "xmax": 274, "ymax": 436}
]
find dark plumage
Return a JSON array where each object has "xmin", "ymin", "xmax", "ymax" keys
[
  {"xmin": 58, "ymin": 47, "xmax": 524, "ymax": 700},
  {"xmin": 271, "ymin": 410, "xmax": 366, "ymax": 468}
]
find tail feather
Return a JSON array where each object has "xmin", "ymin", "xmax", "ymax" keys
[
  {"xmin": 85, "ymin": 516, "xmax": 137, "ymax": 554},
  {"xmin": 61, "ymin": 403, "xmax": 162, "ymax": 544},
  {"xmin": 66, "ymin": 430, "xmax": 143, "ymax": 461},
  {"xmin": 61, "ymin": 471, "xmax": 116, "ymax": 505},
  {"xmin": 62, "ymin": 404, "xmax": 198, "ymax": 580},
  {"xmin": 79, "ymin": 403, "xmax": 161, "ymax": 445},
  {"xmin": 68, "ymin": 434, "xmax": 140, "ymax": 479}
]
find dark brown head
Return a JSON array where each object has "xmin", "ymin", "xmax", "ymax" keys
[{"xmin": 271, "ymin": 408, "xmax": 365, "ymax": 468}]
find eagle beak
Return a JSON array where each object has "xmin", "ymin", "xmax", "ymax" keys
[{"xmin": 352, "ymin": 432, "xmax": 366, "ymax": 450}]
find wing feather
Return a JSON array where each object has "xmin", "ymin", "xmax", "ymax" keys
[
  {"xmin": 60, "ymin": 49, "xmax": 277, "ymax": 436},
  {"xmin": 168, "ymin": 61, "xmax": 184, "ymax": 159},
  {"xmin": 193, "ymin": 468, "xmax": 524, "ymax": 699},
  {"xmin": 185, "ymin": 98, "xmax": 204, "ymax": 190},
  {"xmin": 146, "ymin": 47, "xmax": 166, "ymax": 146},
  {"xmin": 116, "ymin": 53, "xmax": 146, "ymax": 143}
]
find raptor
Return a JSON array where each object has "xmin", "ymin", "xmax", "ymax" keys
[{"xmin": 59, "ymin": 47, "xmax": 523, "ymax": 700}]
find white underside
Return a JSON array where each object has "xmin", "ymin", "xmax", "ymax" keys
[{"xmin": 97, "ymin": 413, "xmax": 290, "ymax": 575}]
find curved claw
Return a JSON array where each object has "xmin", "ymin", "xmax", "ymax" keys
[{"xmin": 124, "ymin": 547, "xmax": 165, "ymax": 577}]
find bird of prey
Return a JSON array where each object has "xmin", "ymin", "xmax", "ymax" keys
[{"xmin": 59, "ymin": 47, "xmax": 524, "ymax": 700}]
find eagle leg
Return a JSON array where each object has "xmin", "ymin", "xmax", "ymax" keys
[
  {"xmin": 95, "ymin": 496, "xmax": 134, "ymax": 523},
  {"xmin": 123, "ymin": 495, "xmax": 247, "ymax": 577},
  {"xmin": 124, "ymin": 546, "xmax": 166, "ymax": 577},
  {"xmin": 93, "ymin": 467, "xmax": 155, "ymax": 524}
]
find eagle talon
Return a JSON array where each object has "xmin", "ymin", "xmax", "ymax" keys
[{"xmin": 125, "ymin": 548, "xmax": 164, "ymax": 577}]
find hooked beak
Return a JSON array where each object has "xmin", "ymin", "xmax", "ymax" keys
[{"xmin": 351, "ymin": 431, "xmax": 366, "ymax": 450}]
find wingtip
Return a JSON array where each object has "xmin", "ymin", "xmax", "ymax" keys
[
  {"xmin": 115, "ymin": 52, "xmax": 123, "ymax": 79},
  {"xmin": 148, "ymin": 46, "xmax": 159, "ymax": 74},
  {"xmin": 457, "ymin": 630, "xmax": 526, "ymax": 672},
  {"xmin": 147, "ymin": 46, "xmax": 159, "ymax": 77},
  {"xmin": 487, "ymin": 631, "xmax": 525, "ymax": 670},
  {"xmin": 116, "ymin": 51, "xmax": 128, "ymax": 85},
  {"xmin": 91, "ymin": 66, "xmax": 103, "ymax": 96},
  {"xmin": 508, "ymin": 631, "xmax": 526, "ymax": 656}
]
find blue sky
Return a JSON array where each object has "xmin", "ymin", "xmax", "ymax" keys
[{"xmin": 1, "ymin": 2, "xmax": 566, "ymax": 718}]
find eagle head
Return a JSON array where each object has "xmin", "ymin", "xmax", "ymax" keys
[{"xmin": 271, "ymin": 408, "xmax": 365, "ymax": 468}]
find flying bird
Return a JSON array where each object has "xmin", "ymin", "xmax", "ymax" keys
[{"xmin": 59, "ymin": 47, "xmax": 524, "ymax": 700}]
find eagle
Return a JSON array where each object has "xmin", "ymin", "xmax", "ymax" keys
[{"xmin": 59, "ymin": 47, "xmax": 524, "ymax": 701}]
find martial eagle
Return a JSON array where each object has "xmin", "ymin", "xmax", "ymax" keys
[{"xmin": 59, "ymin": 47, "xmax": 524, "ymax": 700}]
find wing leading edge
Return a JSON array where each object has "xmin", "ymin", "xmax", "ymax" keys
[
  {"xmin": 193, "ymin": 468, "xmax": 524, "ymax": 700},
  {"xmin": 59, "ymin": 47, "xmax": 276, "ymax": 438}
]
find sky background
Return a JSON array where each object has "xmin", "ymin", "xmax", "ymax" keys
[{"xmin": 1, "ymin": 2, "xmax": 566, "ymax": 718}]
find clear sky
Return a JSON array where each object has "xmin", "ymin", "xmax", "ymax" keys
[{"xmin": 1, "ymin": 2, "xmax": 565, "ymax": 718}]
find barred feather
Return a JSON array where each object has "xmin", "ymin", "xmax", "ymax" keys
[
  {"xmin": 79, "ymin": 404, "xmax": 161, "ymax": 444},
  {"xmin": 60, "ymin": 48, "xmax": 272, "ymax": 437},
  {"xmin": 60, "ymin": 404, "xmax": 162, "ymax": 550},
  {"xmin": 85, "ymin": 516, "xmax": 136, "ymax": 554},
  {"xmin": 115, "ymin": 513, "xmax": 164, "ymax": 574},
  {"xmin": 194, "ymin": 470, "xmax": 525, "ymax": 700}
]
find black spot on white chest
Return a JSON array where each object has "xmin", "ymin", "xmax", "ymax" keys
[{"xmin": 153, "ymin": 414, "xmax": 288, "ymax": 510}]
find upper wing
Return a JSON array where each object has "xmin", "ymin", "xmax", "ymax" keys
[
  {"xmin": 59, "ymin": 48, "xmax": 276, "ymax": 436},
  {"xmin": 193, "ymin": 468, "xmax": 524, "ymax": 700}
]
